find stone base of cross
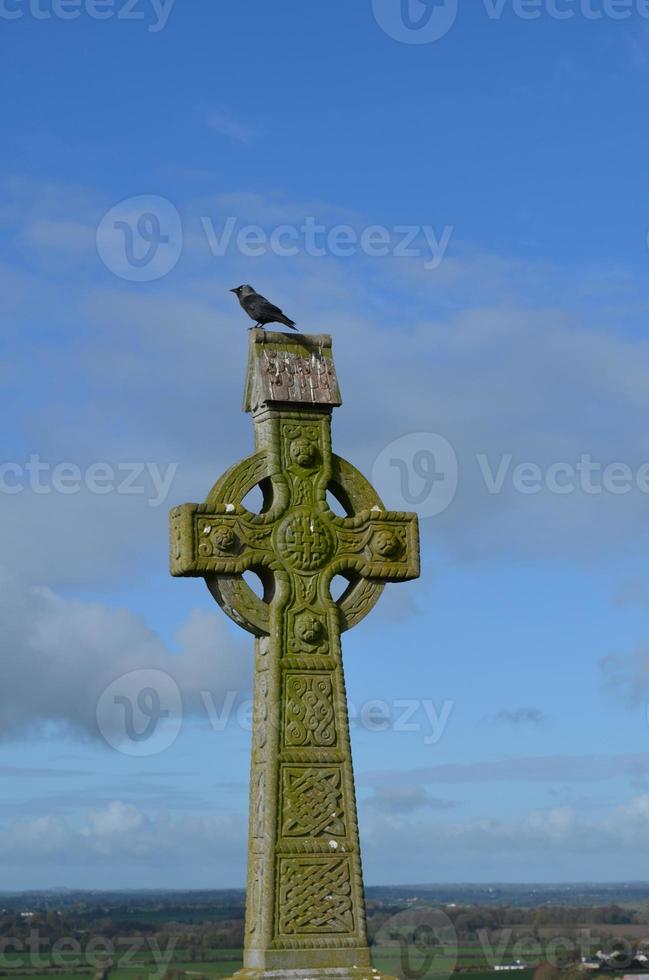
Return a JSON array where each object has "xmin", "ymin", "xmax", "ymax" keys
[{"xmin": 170, "ymin": 329, "xmax": 420, "ymax": 980}]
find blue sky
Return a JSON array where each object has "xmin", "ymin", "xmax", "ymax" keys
[{"xmin": 3, "ymin": 0, "xmax": 649, "ymax": 888}]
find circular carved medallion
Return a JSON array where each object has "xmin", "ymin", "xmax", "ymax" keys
[
  {"xmin": 213, "ymin": 524, "xmax": 238, "ymax": 553},
  {"xmin": 289, "ymin": 437, "xmax": 318, "ymax": 468},
  {"xmin": 276, "ymin": 509, "xmax": 333, "ymax": 572},
  {"xmin": 295, "ymin": 612, "xmax": 325, "ymax": 644},
  {"xmin": 372, "ymin": 528, "xmax": 403, "ymax": 559}
]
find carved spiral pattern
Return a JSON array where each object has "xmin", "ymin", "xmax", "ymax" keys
[{"xmin": 284, "ymin": 675, "xmax": 336, "ymax": 747}]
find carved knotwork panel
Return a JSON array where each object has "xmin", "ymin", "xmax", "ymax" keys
[
  {"xmin": 281, "ymin": 766, "xmax": 346, "ymax": 839},
  {"xmin": 277, "ymin": 856, "xmax": 354, "ymax": 936},
  {"xmin": 274, "ymin": 509, "xmax": 334, "ymax": 572},
  {"xmin": 284, "ymin": 674, "xmax": 337, "ymax": 747}
]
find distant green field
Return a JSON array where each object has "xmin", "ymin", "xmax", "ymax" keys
[
  {"xmin": 0, "ymin": 952, "xmax": 534, "ymax": 979},
  {"xmin": 0, "ymin": 967, "xmax": 521, "ymax": 980},
  {"xmin": 0, "ymin": 976, "xmax": 88, "ymax": 980},
  {"xmin": 0, "ymin": 952, "xmax": 244, "ymax": 978},
  {"xmin": 103, "ymin": 911, "xmax": 244, "ymax": 926},
  {"xmin": 0, "ymin": 942, "xmax": 607, "ymax": 980},
  {"xmin": 106, "ymin": 961, "xmax": 243, "ymax": 980},
  {"xmin": 367, "ymin": 937, "xmax": 539, "ymax": 980}
]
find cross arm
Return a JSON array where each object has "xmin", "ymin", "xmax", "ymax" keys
[
  {"xmin": 330, "ymin": 510, "xmax": 420, "ymax": 582},
  {"xmin": 169, "ymin": 503, "xmax": 277, "ymax": 577}
]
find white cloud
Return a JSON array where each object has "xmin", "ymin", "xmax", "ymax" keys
[
  {"xmin": 0, "ymin": 800, "xmax": 248, "ymax": 887},
  {"xmin": 0, "ymin": 570, "xmax": 249, "ymax": 741},
  {"xmin": 85, "ymin": 800, "xmax": 147, "ymax": 840},
  {"xmin": 11, "ymin": 277, "xmax": 649, "ymax": 593},
  {"xmin": 207, "ymin": 112, "xmax": 256, "ymax": 145},
  {"xmin": 4, "ymin": 792, "xmax": 649, "ymax": 885},
  {"xmin": 364, "ymin": 785, "xmax": 461, "ymax": 813},
  {"xmin": 359, "ymin": 794, "xmax": 649, "ymax": 882},
  {"xmin": 6, "ymin": 181, "xmax": 649, "ymax": 503}
]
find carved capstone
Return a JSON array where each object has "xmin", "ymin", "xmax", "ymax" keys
[{"xmin": 170, "ymin": 329, "xmax": 420, "ymax": 979}]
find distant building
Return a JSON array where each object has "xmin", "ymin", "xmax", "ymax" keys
[{"xmin": 495, "ymin": 962, "xmax": 527, "ymax": 972}]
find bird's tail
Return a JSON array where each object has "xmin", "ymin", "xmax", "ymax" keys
[{"xmin": 279, "ymin": 315, "xmax": 297, "ymax": 330}]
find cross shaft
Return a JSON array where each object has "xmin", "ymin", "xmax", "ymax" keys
[{"xmin": 170, "ymin": 330, "xmax": 420, "ymax": 978}]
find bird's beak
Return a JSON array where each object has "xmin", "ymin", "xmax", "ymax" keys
[{"xmin": 229, "ymin": 288, "xmax": 237, "ymax": 292}]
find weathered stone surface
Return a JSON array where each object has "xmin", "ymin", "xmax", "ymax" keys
[
  {"xmin": 242, "ymin": 329, "xmax": 342, "ymax": 412},
  {"xmin": 170, "ymin": 328, "xmax": 420, "ymax": 978}
]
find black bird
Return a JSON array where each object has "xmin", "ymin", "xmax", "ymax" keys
[{"xmin": 230, "ymin": 284, "xmax": 297, "ymax": 330}]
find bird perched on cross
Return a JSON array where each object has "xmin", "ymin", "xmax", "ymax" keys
[{"xmin": 230, "ymin": 284, "xmax": 297, "ymax": 330}]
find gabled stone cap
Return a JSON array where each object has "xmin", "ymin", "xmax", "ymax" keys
[{"xmin": 242, "ymin": 328, "xmax": 342, "ymax": 412}]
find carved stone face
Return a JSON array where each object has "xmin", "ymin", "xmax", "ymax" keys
[
  {"xmin": 213, "ymin": 524, "xmax": 237, "ymax": 553},
  {"xmin": 372, "ymin": 529, "xmax": 403, "ymax": 559},
  {"xmin": 290, "ymin": 438, "xmax": 317, "ymax": 467},
  {"xmin": 295, "ymin": 612, "xmax": 324, "ymax": 644}
]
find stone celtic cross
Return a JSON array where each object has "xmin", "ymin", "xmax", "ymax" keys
[{"xmin": 170, "ymin": 329, "xmax": 420, "ymax": 979}]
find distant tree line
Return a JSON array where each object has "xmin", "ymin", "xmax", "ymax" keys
[{"xmin": 0, "ymin": 901, "xmax": 639, "ymax": 957}]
